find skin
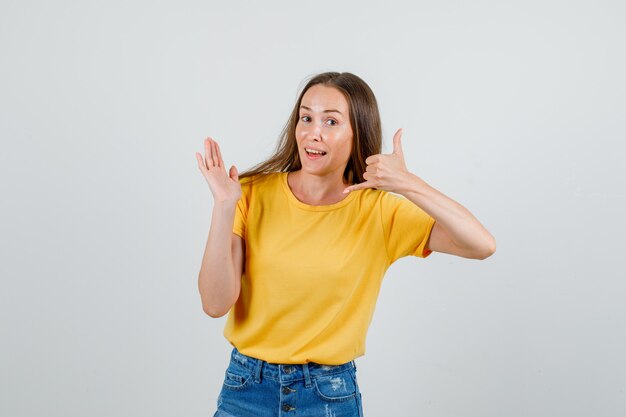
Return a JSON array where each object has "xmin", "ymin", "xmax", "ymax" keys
[
  {"xmin": 288, "ymin": 84, "xmax": 354, "ymax": 206},
  {"xmin": 195, "ymin": 138, "xmax": 243, "ymax": 317}
]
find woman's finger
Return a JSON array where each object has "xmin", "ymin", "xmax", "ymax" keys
[
  {"xmin": 343, "ymin": 180, "xmax": 375, "ymax": 193},
  {"xmin": 215, "ymin": 140, "xmax": 224, "ymax": 168},
  {"xmin": 205, "ymin": 138, "xmax": 214, "ymax": 168},
  {"xmin": 210, "ymin": 140, "xmax": 220, "ymax": 168},
  {"xmin": 196, "ymin": 152, "xmax": 206, "ymax": 171}
]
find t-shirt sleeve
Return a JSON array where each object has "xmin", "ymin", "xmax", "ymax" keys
[
  {"xmin": 232, "ymin": 177, "xmax": 252, "ymax": 239},
  {"xmin": 380, "ymin": 191, "xmax": 436, "ymax": 263}
]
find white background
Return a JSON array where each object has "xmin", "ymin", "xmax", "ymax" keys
[{"xmin": 1, "ymin": 1, "xmax": 624, "ymax": 416}]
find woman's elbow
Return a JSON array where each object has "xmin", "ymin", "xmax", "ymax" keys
[
  {"xmin": 477, "ymin": 237, "xmax": 496, "ymax": 260},
  {"xmin": 202, "ymin": 302, "xmax": 232, "ymax": 318}
]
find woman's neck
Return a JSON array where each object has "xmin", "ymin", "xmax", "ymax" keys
[{"xmin": 287, "ymin": 170, "xmax": 352, "ymax": 205}]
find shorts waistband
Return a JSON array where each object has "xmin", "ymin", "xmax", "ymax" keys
[{"xmin": 229, "ymin": 347, "xmax": 357, "ymax": 384}]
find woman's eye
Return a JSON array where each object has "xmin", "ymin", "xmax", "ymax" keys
[{"xmin": 299, "ymin": 116, "xmax": 336, "ymax": 126}]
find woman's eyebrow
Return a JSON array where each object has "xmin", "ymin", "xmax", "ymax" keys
[{"xmin": 300, "ymin": 105, "xmax": 343, "ymax": 115}]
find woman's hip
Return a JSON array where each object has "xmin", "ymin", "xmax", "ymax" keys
[{"xmin": 213, "ymin": 347, "xmax": 364, "ymax": 417}]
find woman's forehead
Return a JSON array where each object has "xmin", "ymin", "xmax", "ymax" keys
[{"xmin": 301, "ymin": 85, "xmax": 349, "ymax": 114}]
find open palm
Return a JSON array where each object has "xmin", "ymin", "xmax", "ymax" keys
[{"xmin": 195, "ymin": 137, "xmax": 241, "ymax": 204}]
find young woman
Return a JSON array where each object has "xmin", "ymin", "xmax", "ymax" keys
[{"xmin": 196, "ymin": 71, "xmax": 496, "ymax": 417}]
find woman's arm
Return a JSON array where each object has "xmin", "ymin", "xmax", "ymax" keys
[
  {"xmin": 397, "ymin": 173, "xmax": 496, "ymax": 259},
  {"xmin": 195, "ymin": 137, "xmax": 245, "ymax": 317},
  {"xmin": 198, "ymin": 203, "xmax": 245, "ymax": 317}
]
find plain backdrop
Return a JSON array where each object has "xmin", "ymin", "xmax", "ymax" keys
[{"xmin": 1, "ymin": 1, "xmax": 624, "ymax": 416}]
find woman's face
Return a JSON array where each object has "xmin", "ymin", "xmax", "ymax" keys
[{"xmin": 295, "ymin": 84, "xmax": 353, "ymax": 180}]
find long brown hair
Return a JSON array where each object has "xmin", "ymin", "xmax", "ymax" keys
[{"xmin": 238, "ymin": 72, "xmax": 382, "ymax": 185}]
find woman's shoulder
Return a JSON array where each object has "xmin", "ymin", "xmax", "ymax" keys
[{"xmin": 238, "ymin": 171, "xmax": 282, "ymax": 188}]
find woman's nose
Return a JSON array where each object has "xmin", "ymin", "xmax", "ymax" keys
[{"xmin": 307, "ymin": 122, "xmax": 324, "ymax": 140}]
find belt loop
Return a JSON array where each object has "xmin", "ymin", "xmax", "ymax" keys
[
  {"xmin": 351, "ymin": 360, "xmax": 357, "ymax": 371},
  {"xmin": 302, "ymin": 363, "xmax": 312, "ymax": 388},
  {"xmin": 254, "ymin": 357, "xmax": 262, "ymax": 383}
]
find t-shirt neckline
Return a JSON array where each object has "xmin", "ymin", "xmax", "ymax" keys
[{"xmin": 280, "ymin": 171, "xmax": 359, "ymax": 212}]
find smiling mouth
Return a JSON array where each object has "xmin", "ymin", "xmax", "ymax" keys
[{"xmin": 305, "ymin": 148, "xmax": 327, "ymax": 156}]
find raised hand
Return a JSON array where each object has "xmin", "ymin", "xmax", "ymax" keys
[
  {"xmin": 343, "ymin": 128, "xmax": 412, "ymax": 193},
  {"xmin": 195, "ymin": 137, "xmax": 242, "ymax": 205}
]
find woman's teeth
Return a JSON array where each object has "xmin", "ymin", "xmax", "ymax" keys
[{"xmin": 305, "ymin": 148, "xmax": 326, "ymax": 155}]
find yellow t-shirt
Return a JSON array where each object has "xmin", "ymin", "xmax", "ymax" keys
[{"xmin": 223, "ymin": 171, "xmax": 436, "ymax": 365}]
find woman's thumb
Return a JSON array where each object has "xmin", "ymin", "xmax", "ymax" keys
[{"xmin": 229, "ymin": 165, "xmax": 239, "ymax": 181}]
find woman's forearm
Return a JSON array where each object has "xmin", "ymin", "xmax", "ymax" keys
[
  {"xmin": 398, "ymin": 172, "xmax": 496, "ymax": 255},
  {"xmin": 198, "ymin": 202, "xmax": 238, "ymax": 317}
]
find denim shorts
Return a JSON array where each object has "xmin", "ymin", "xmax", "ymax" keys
[{"xmin": 213, "ymin": 347, "xmax": 364, "ymax": 417}]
